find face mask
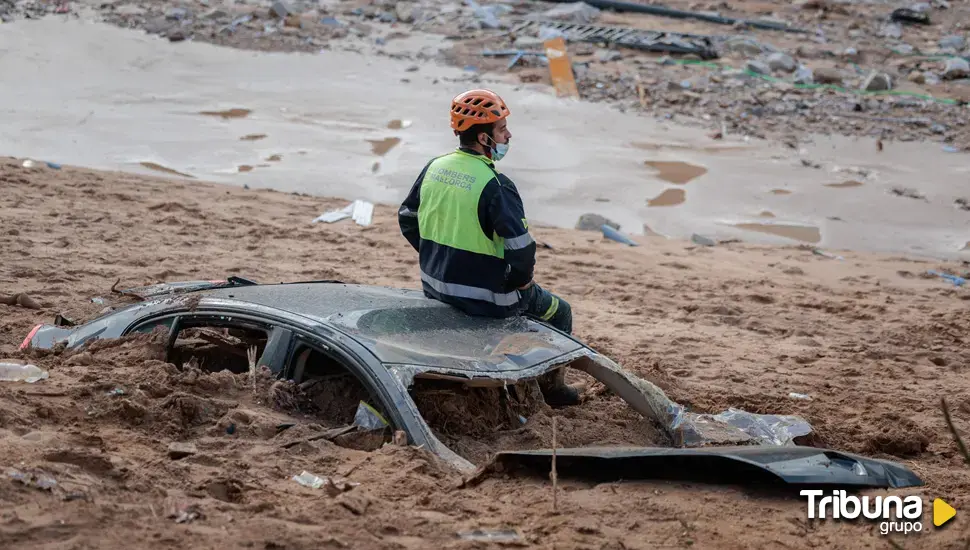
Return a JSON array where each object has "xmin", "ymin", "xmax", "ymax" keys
[{"xmin": 485, "ymin": 135, "xmax": 510, "ymax": 162}]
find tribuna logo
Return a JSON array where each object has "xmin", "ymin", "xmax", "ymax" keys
[{"xmin": 801, "ymin": 490, "xmax": 924, "ymax": 535}]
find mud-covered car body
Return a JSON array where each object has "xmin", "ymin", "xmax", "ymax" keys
[{"xmin": 20, "ymin": 279, "xmax": 924, "ymax": 488}]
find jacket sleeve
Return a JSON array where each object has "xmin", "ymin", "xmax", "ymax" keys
[
  {"xmin": 479, "ymin": 174, "xmax": 536, "ymax": 290},
  {"xmin": 399, "ymin": 162, "xmax": 431, "ymax": 252}
]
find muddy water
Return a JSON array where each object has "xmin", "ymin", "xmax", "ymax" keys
[
  {"xmin": 647, "ymin": 189, "xmax": 686, "ymax": 207},
  {"xmin": 643, "ymin": 161, "xmax": 708, "ymax": 185},
  {"xmin": 1, "ymin": 19, "xmax": 968, "ymax": 259}
]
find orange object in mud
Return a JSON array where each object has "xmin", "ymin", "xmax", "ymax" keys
[
  {"xmin": 450, "ymin": 89, "xmax": 510, "ymax": 132},
  {"xmin": 543, "ymin": 37, "xmax": 579, "ymax": 99}
]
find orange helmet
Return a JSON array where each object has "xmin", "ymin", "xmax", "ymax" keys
[{"xmin": 450, "ymin": 89, "xmax": 510, "ymax": 132}]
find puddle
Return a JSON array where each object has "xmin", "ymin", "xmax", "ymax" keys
[
  {"xmin": 368, "ymin": 137, "xmax": 402, "ymax": 156},
  {"xmin": 647, "ymin": 188, "xmax": 686, "ymax": 207},
  {"xmin": 266, "ymin": 154, "xmax": 282, "ymax": 162},
  {"xmin": 139, "ymin": 161, "xmax": 195, "ymax": 179},
  {"xmin": 644, "ymin": 161, "xmax": 707, "ymax": 185},
  {"xmin": 238, "ymin": 165, "xmax": 253, "ymax": 172},
  {"xmin": 770, "ymin": 189, "xmax": 792, "ymax": 195},
  {"xmin": 200, "ymin": 108, "xmax": 251, "ymax": 119},
  {"xmin": 240, "ymin": 134, "xmax": 267, "ymax": 141},
  {"xmin": 387, "ymin": 119, "xmax": 413, "ymax": 130},
  {"xmin": 758, "ymin": 211, "xmax": 776, "ymax": 218},
  {"xmin": 825, "ymin": 181, "xmax": 864, "ymax": 188},
  {"xmin": 733, "ymin": 223, "xmax": 821, "ymax": 243}
]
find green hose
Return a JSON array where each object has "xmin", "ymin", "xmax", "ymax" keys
[{"xmin": 668, "ymin": 58, "xmax": 962, "ymax": 105}]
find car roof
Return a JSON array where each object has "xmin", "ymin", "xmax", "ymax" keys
[{"xmin": 195, "ymin": 283, "xmax": 586, "ymax": 375}]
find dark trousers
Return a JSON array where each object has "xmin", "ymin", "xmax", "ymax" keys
[{"xmin": 519, "ymin": 283, "xmax": 572, "ymax": 334}]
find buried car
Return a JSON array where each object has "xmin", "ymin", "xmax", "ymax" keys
[{"xmin": 20, "ymin": 277, "xmax": 922, "ymax": 488}]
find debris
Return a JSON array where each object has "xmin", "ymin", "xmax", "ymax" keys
[
  {"xmin": 537, "ymin": 0, "xmax": 804, "ymax": 32},
  {"xmin": 767, "ymin": 52, "xmax": 796, "ymax": 73},
  {"xmin": 270, "ymin": 1, "xmax": 290, "ymax": 19},
  {"xmin": 942, "ymin": 58, "xmax": 970, "ymax": 80},
  {"xmin": 927, "ymin": 270, "xmax": 966, "ymax": 286},
  {"xmin": 7, "ymin": 468, "xmax": 57, "ymax": 491},
  {"xmin": 601, "ymin": 225, "xmax": 638, "ymax": 246},
  {"xmin": 107, "ymin": 388, "xmax": 125, "ymax": 396},
  {"xmin": 292, "ymin": 471, "xmax": 360, "ymax": 496},
  {"xmin": 745, "ymin": 59, "xmax": 771, "ymax": 75},
  {"xmin": 691, "ymin": 234, "xmax": 716, "ymax": 247},
  {"xmin": 597, "ymin": 49, "xmax": 621, "ymax": 63},
  {"xmin": 542, "ymin": 1, "xmax": 600, "ymax": 23},
  {"xmin": 510, "ymin": 20, "xmax": 718, "ymax": 59},
  {"xmin": 395, "ymin": 3, "xmax": 418, "ymax": 23},
  {"xmin": 812, "ymin": 248, "xmax": 844, "ymax": 261},
  {"xmin": 862, "ymin": 71, "xmax": 893, "ymax": 92},
  {"xmin": 45, "ymin": 162, "xmax": 61, "ymax": 170},
  {"xmin": 931, "ymin": 124, "xmax": 946, "ymax": 134},
  {"xmin": 167, "ymin": 442, "xmax": 198, "ymax": 460},
  {"xmin": 353, "ymin": 401, "xmax": 389, "ymax": 430},
  {"xmin": 544, "ymin": 36, "xmax": 580, "ymax": 99},
  {"xmin": 91, "ymin": 296, "xmax": 105, "ymax": 305},
  {"xmin": 464, "ymin": 0, "xmax": 503, "ymax": 29},
  {"xmin": 0, "ymin": 363, "xmax": 49, "ymax": 383},
  {"xmin": 458, "ymin": 529, "xmax": 523, "ymax": 543},
  {"xmin": 812, "ymin": 67, "xmax": 845, "ymax": 84},
  {"xmin": 939, "ymin": 35, "xmax": 966, "ymax": 51},
  {"xmin": 890, "ymin": 186, "xmax": 926, "ymax": 200},
  {"xmin": 723, "ymin": 36, "xmax": 769, "ymax": 57},
  {"xmin": 168, "ymin": 502, "xmax": 202, "ymax": 524},
  {"xmin": 22, "ymin": 159, "xmax": 35, "ymax": 168},
  {"xmin": 789, "ymin": 392, "xmax": 813, "ymax": 400},
  {"xmin": 878, "ymin": 23, "xmax": 903, "ymax": 39},
  {"xmin": 794, "ymin": 65, "xmax": 814, "ymax": 84},
  {"xmin": 943, "ymin": 145, "xmax": 960, "ymax": 153},
  {"xmin": 0, "ymin": 293, "xmax": 42, "ymax": 309},
  {"xmin": 575, "ymin": 213, "xmax": 619, "ymax": 231},
  {"xmin": 890, "ymin": 8, "xmax": 930, "ymax": 25},
  {"xmin": 312, "ymin": 200, "xmax": 374, "ymax": 226},
  {"xmin": 392, "ymin": 430, "xmax": 408, "ymax": 446}
]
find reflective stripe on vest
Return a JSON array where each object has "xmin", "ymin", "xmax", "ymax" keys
[
  {"xmin": 418, "ymin": 150, "xmax": 505, "ymax": 258},
  {"xmin": 420, "ymin": 270, "xmax": 520, "ymax": 307}
]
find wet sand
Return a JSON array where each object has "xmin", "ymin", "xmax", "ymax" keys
[
  {"xmin": 2, "ymin": 159, "xmax": 970, "ymax": 549},
  {"xmin": 0, "ymin": 19, "xmax": 968, "ymax": 259}
]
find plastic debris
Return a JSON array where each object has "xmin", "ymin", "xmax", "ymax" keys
[
  {"xmin": 292, "ymin": 471, "xmax": 360, "ymax": 496},
  {"xmin": 711, "ymin": 408, "xmax": 813, "ymax": 446},
  {"xmin": 46, "ymin": 162, "xmax": 62, "ymax": 170},
  {"xmin": 788, "ymin": 392, "xmax": 812, "ymax": 400},
  {"xmin": 812, "ymin": 248, "xmax": 844, "ymax": 261},
  {"xmin": 601, "ymin": 224, "xmax": 638, "ymax": 246},
  {"xmin": 0, "ymin": 363, "xmax": 49, "ymax": 383},
  {"xmin": 107, "ymin": 388, "xmax": 125, "ymax": 396},
  {"xmin": 353, "ymin": 401, "xmax": 389, "ymax": 430},
  {"xmin": 464, "ymin": 0, "xmax": 504, "ymax": 29},
  {"xmin": 458, "ymin": 529, "xmax": 522, "ymax": 543},
  {"xmin": 168, "ymin": 502, "xmax": 203, "ymax": 524},
  {"xmin": 22, "ymin": 159, "xmax": 35, "ymax": 168},
  {"xmin": 943, "ymin": 145, "xmax": 959, "ymax": 153},
  {"xmin": 927, "ymin": 270, "xmax": 966, "ymax": 286},
  {"xmin": 312, "ymin": 200, "xmax": 374, "ymax": 226},
  {"xmin": 7, "ymin": 468, "xmax": 58, "ymax": 490},
  {"xmin": 691, "ymin": 233, "xmax": 716, "ymax": 247},
  {"xmin": 91, "ymin": 297, "xmax": 105, "ymax": 305}
]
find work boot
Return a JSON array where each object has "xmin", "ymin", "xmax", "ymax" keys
[{"xmin": 539, "ymin": 368, "xmax": 583, "ymax": 408}]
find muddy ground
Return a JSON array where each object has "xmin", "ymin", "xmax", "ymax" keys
[
  {"xmin": 2, "ymin": 157, "xmax": 970, "ymax": 548},
  {"xmin": 5, "ymin": 0, "xmax": 970, "ymax": 147}
]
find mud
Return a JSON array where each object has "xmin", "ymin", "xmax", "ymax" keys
[{"xmin": 2, "ymin": 145, "xmax": 970, "ymax": 547}]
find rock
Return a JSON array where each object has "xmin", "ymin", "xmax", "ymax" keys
[
  {"xmin": 167, "ymin": 442, "xmax": 198, "ymax": 460},
  {"xmin": 746, "ymin": 59, "xmax": 771, "ymax": 75},
  {"xmin": 394, "ymin": 2, "xmax": 418, "ymax": 23},
  {"xmin": 794, "ymin": 0, "xmax": 825, "ymax": 8},
  {"xmin": 891, "ymin": 43, "xmax": 915, "ymax": 55},
  {"xmin": 542, "ymin": 1, "xmax": 600, "ymax": 23},
  {"xmin": 794, "ymin": 65, "xmax": 814, "ymax": 84},
  {"xmin": 908, "ymin": 71, "xmax": 925, "ymax": 84},
  {"xmin": 939, "ymin": 35, "xmax": 966, "ymax": 51},
  {"xmin": 167, "ymin": 29, "xmax": 188, "ymax": 42},
  {"xmin": 924, "ymin": 72, "xmax": 941, "ymax": 85},
  {"xmin": 943, "ymin": 57, "xmax": 970, "ymax": 80},
  {"xmin": 166, "ymin": 7, "xmax": 189, "ymax": 20},
  {"xmin": 862, "ymin": 71, "xmax": 892, "ymax": 91},
  {"xmin": 378, "ymin": 11, "xmax": 396, "ymax": 23},
  {"xmin": 575, "ymin": 213, "xmax": 620, "ymax": 232},
  {"xmin": 909, "ymin": 2, "xmax": 931, "ymax": 12},
  {"xmin": 115, "ymin": 5, "xmax": 147, "ymax": 16},
  {"xmin": 813, "ymin": 67, "xmax": 845, "ymax": 84},
  {"xmin": 691, "ymin": 234, "xmax": 716, "ymax": 246},
  {"xmin": 270, "ymin": 1, "xmax": 290, "ymax": 19},
  {"xmin": 932, "ymin": 0, "xmax": 950, "ymax": 8},
  {"xmin": 597, "ymin": 49, "xmax": 621, "ymax": 62},
  {"xmin": 767, "ymin": 52, "xmax": 796, "ymax": 73},
  {"xmin": 930, "ymin": 124, "xmax": 946, "ymax": 134},
  {"xmin": 724, "ymin": 36, "xmax": 768, "ymax": 57},
  {"xmin": 879, "ymin": 23, "xmax": 902, "ymax": 39},
  {"xmin": 143, "ymin": 16, "xmax": 175, "ymax": 35},
  {"xmin": 842, "ymin": 47, "xmax": 860, "ymax": 61}
]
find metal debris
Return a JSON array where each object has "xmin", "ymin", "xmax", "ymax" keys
[{"xmin": 510, "ymin": 20, "xmax": 719, "ymax": 59}]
